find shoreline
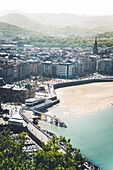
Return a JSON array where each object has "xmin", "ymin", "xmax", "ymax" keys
[
  {"xmin": 53, "ymin": 82, "xmax": 113, "ymax": 116},
  {"xmin": 46, "ymin": 81, "xmax": 107, "ymax": 169}
]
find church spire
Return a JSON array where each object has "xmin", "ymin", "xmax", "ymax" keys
[{"xmin": 93, "ymin": 37, "xmax": 98, "ymax": 55}]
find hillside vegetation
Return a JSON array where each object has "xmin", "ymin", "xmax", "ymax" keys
[{"xmin": 0, "ymin": 22, "xmax": 27, "ymax": 38}]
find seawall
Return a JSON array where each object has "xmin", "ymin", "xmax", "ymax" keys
[{"xmin": 53, "ymin": 78, "xmax": 113, "ymax": 89}]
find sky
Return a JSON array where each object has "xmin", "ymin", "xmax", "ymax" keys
[{"xmin": 0, "ymin": 0, "xmax": 113, "ymax": 16}]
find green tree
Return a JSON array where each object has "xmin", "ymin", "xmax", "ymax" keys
[
  {"xmin": 0, "ymin": 127, "xmax": 33, "ymax": 170},
  {"xmin": 0, "ymin": 127, "xmax": 86, "ymax": 170},
  {"xmin": 34, "ymin": 135, "xmax": 86, "ymax": 170}
]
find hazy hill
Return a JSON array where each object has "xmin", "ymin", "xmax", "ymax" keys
[
  {"xmin": 0, "ymin": 21, "xmax": 26, "ymax": 31},
  {"xmin": 0, "ymin": 12, "xmax": 113, "ymax": 36},
  {"xmin": 26, "ymin": 13, "xmax": 86, "ymax": 27},
  {"xmin": 0, "ymin": 22, "xmax": 27, "ymax": 38},
  {"xmin": 26, "ymin": 13, "xmax": 113, "ymax": 29},
  {"xmin": 0, "ymin": 13, "xmax": 46, "ymax": 32}
]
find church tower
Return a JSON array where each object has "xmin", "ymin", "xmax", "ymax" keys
[{"xmin": 93, "ymin": 37, "xmax": 98, "ymax": 55}]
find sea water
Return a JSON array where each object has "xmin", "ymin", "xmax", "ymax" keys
[{"xmin": 40, "ymin": 105, "xmax": 113, "ymax": 170}]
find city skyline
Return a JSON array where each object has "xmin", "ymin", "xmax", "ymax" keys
[{"xmin": 0, "ymin": 0, "xmax": 113, "ymax": 16}]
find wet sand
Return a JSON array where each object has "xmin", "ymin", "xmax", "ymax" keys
[{"xmin": 55, "ymin": 82, "xmax": 113, "ymax": 115}]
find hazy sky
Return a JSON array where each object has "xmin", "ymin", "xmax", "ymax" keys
[{"xmin": 0, "ymin": 0, "xmax": 113, "ymax": 16}]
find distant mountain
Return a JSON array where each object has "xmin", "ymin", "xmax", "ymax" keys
[
  {"xmin": 0, "ymin": 13, "xmax": 46, "ymax": 32},
  {"xmin": 26, "ymin": 13, "xmax": 85, "ymax": 28},
  {"xmin": 0, "ymin": 22, "xmax": 24, "ymax": 31},
  {"xmin": 0, "ymin": 12, "xmax": 113, "ymax": 36},
  {"xmin": 26, "ymin": 13, "xmax": 113, "ymax": 29},
  {"xmin": 0, "ymin": 22, "xmax": 26, "ymax": 33},
  {"xmin": 0, "ymin": 22, "xmax": 27, "ymax": 39}
]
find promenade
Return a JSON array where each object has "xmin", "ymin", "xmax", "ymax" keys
[{"xmin": 20, "ymin": 110, "xmax": 66, "ymax": 153}]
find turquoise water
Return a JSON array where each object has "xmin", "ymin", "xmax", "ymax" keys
[{"xmin": 40, "ymin": 106, "xmax": 113, "ymax": 170}]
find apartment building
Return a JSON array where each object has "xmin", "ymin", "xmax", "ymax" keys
[
  {"xmin": 83, "ymin": 58, "xmax": 93, "ymax": 73},
  {"xmin": 42, "ymin": 61, "xmax": 52, "ymax": 77},
  {"xmin": 56, "ymin": 62, "xmax": 75, "ymax": 79},
  {"xmin": 98, "ymin": 59, "xmax": 113, "ymax": 74},
  {"xmin": 76, "ymin": 60, "xmax": 84, "ymax": 77}
]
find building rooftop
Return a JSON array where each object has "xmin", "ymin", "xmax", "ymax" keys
[{"xmin": 1, "ymin": 84, "xmax": 27, "ymax": 91}]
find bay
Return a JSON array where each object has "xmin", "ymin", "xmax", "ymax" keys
[{"xmin": 40, "ymin": 84, "xmax": 113, "ymax": 170}]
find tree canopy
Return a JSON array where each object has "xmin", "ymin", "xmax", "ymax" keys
[
  {"xmin": 0, "ymin": 127, "xmax": 86, "ymax": 170},
  {"xmin": 0, "ymin": 127, "xmax": 33, "ymax": 170},
  {"xmin": 34, "ymin": 135, "xmax": 86, "ymax": 170}
]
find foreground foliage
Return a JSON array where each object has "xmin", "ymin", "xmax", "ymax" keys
[
  {"xmin": 0, "ymin": 128, "xmax": 33, "ymax": 170},
  {"xmin": 34, "ymin": 135, "xmax": 86, "ymax": 170},
  {"xmin": 0, "ymin": 127, "xmax": 86, "ymax": 170}
]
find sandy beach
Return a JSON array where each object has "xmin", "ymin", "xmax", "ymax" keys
[
  {"xmin": 53, "ymin": 82, "xmax": 113, "ymax": 115},
  {"xmin": 43, "ymin": 81, "xmax": 113, "ymax": 170}
]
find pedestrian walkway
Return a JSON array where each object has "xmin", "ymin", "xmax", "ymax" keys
[
  {"xmin": 20, "ymin": 111, "xmax": 51, "ymax": 144},
  {"xmin": 20, "ymin": 111, "xmax": 65, "ymax": 153}
]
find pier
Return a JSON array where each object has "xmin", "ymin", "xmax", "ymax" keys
[
  {"xmin": 19, "ymin": 111, "xmax": 66, "ymax": 153},
  {"xmin": 33, "ymin": 109, "xmax": 67, "ymax": 128}
]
